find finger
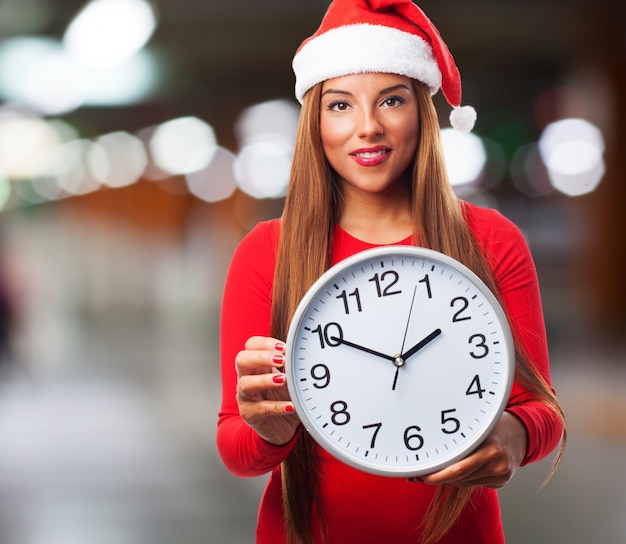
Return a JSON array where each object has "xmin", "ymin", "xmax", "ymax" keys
[
  {"xmin": 421, "ymin": 457, "xmax": 485, "ymax": 486},
  {"xmin": 244, "ymin": 336, "xmax": 286, "ymax": 353},
  {"xmin": 237, "ymin": 372, "xmax": 289, "ymax": 400},
  {"xmin": 236, "ymin": 349, "xmax": 285, "ymax": 376}
]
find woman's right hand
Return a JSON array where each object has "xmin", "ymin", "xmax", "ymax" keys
[{"xmin": 235, "ymin": 336, "xmax": 301, "ymax": 446}]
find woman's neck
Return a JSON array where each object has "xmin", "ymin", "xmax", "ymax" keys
[{"xmin": 338, "ymin": 190, "xmax": 413, "ymax": 245}]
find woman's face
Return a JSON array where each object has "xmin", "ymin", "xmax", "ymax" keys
[{"xmin": 319, "ymin": 72, "xmax": 419, "ymax": 199}]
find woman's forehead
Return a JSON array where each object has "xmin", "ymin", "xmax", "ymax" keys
[{"xmin": 321, "ymin": 72, "xmax": 413, "ymax": 91}]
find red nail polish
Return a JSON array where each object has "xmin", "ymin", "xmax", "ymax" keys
[
  {"xmin": 285, "ymin": 404, "xmax": 295, "ymax": 413},
  {"xmin": 275, "ymin": 342, "xmax": 285, "ymax": 353},
  {"xmin": 272, "ymin": 354, "xmax": 284, "ymax": 364},
  {"xmin": 273, "ymin": 374, "xmax": 285, "ymax": 384}
]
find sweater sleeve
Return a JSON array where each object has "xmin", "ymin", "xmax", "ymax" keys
[
  {"xmin": 466, "ymin": 205, "xmax": 564, "ymax": 465},
  {"xmin": 216, "ymin": 220, "xmax": 298, "ymax": 477}
]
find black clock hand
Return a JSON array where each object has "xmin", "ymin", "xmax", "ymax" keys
[
  {"xmin": 392, "ymin": 329, "xmax": 442, "ymax": 391},
  {"xmin": 400, "ymin": 328, "xmax": 442, "ymax": 361},
  {"xmin": 329, "ymin": 336, "xmax": 396, "ymax": 362}
]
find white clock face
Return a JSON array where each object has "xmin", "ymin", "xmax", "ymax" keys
[{"xmin": 285, "ymin": 246, "xmax": 514, "ymax": 477}]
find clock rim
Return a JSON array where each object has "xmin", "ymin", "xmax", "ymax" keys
[{"xmin": 285, "ymin": 245, "xmax": 515, "ymax": 477}]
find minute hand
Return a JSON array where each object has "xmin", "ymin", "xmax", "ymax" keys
[
  {"xmin": 330, "ymin": 337, "xmax": 396, "ymax": 362},
  {"xmin": 400, "ymin": 329, "xmax": 442, "ymax": 361}
]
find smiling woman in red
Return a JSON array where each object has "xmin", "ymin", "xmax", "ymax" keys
[{"xmin": 217, "ymin": 1, "xmax": 565, "ymax": 543}]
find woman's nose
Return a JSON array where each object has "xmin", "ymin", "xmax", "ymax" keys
[{"xmin": 357, "ymin": 109, "xmax": 383, "ymax": 138}]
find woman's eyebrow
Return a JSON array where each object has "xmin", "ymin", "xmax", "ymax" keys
[
  {"xmin": 321, "ymin": 88, "xmax": 352, "ymax": 97},
  {"xmin": 321, "ymin": 83, "xmax": 411, "ymax": 98},
  {"xmin": 379, "ymin": 84, "xmax": 411, "ymax": 94}
]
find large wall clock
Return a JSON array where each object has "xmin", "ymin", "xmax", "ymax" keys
[{"xmin": 285, "ymin": 246, "xmax": 514, "ymax": 477}]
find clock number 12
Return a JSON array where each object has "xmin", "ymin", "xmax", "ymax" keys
[{"xmin": 368, "ymin": 271, "xmax": 402, "ymax": 297}]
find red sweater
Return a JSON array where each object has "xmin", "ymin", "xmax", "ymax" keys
[{"xmin": 218, "ymin": 202, "xmax": 563, "ymax": 543}]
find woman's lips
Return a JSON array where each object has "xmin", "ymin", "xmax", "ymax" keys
[{"xmin": 350, "ymin": 146, "xmax": 390, "ymax": 167}]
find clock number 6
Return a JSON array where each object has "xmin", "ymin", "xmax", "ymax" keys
[{"xmin": 403, "ymin": 426, "xmax": 424, "ymax": 451}]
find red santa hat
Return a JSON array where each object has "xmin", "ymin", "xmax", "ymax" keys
[{"xmin": 292, "ymin": 0, "xmax": 477, "ymax": 132}]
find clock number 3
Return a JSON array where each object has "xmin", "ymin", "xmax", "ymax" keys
[{"xmin": 468, "ymin": 333, "xmax": 489, "ymax": 359}]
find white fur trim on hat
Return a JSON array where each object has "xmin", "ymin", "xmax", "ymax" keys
[{"xmin": 293, "ymin": 23, "xmax": 442, "ymax": 103}]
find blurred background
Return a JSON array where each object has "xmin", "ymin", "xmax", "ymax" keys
[{"xmin": 0, "ymin": 0, "xmax": 624, "ymax": 542}]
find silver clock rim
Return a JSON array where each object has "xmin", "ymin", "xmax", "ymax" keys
[{"xmin": 285, "ymin": 245, "xmax": 515, "ymax": 478}]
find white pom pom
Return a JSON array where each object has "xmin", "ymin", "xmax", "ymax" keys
[{"xmin": 450, "ymin": 105, "xmax": 477, "ymax": 132}]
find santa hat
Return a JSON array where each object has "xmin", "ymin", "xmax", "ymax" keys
[{"xmin": 292, "ymin": 0, "xmax": 476, "ymax": 132}]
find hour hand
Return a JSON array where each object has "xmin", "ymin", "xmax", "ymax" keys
[
  {"xmin": 400, "ymin": 328, "xmax": 442, "ymax": 361},
  {"xmin": 329, "ymin": 336, "xmax": 395, "ymax": 362}
]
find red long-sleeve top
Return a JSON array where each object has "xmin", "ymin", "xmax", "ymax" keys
[{"xmin": 217, "ymin": 202, "xmax": 563, "ymax": 543}]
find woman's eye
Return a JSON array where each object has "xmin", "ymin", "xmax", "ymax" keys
[
  {"xmin": 328, "ymin": 101, "xmax": 350, "ymax": 111},
  {"xmin": 382, "ymin": 96, "xmax": 405, "ymax": 107}
]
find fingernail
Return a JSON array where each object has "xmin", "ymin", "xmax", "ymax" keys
[
  {"xmin": 273, "ymin": 374, "xmax": 285, "ymax": 384},
  {"xmin": 285, "ymin": 404, "xmax": 295, "ymax": 413},
  {"xmin": 274, "ymin": 342, "xmax": 285, "ymax": 353},
  {"xmin": 272, "ymin": 354, "xmax": 284, "ymax": 364}
]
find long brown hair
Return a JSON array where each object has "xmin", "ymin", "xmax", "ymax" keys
[{"xmin": 271, "ymin": 80, "xmax": 565, "ymax": 544}]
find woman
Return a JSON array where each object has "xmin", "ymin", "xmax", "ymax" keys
[{"xmin": 217, "ymin": 1, "xmax": 565, "ymax": 543}]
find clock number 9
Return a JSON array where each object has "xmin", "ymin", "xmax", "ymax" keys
[
  {"xmin": 468, "ymin": 334, "xmax": 489, "ymax": 359},
  {"xmin": 310, "ymin": 364, "xmax": 330, "ymax": 389},
  {"xmin": 311, "ymin": 323, "xmax": 343, "ymax": 349},
  {"xmin": 403, "ymin": 426, "xmax": 424, "ymax": 451}
]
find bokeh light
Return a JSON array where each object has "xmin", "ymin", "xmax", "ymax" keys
[
  {"xmin": 0, "ymin": 36, "xmax": 161, "ymax": 114},
  {"xmin": 63, "ymin": 0, "xmax": 158, "ymax": 68},
  {"xmin": 0, "ymin": 108, "xmax": 63, "ymax": 179},
  {"xmin": 54, "ymin": 140, "xmax": 102, "ymax": 196},
  {"xmin": 0, "ymin": 37, "xmax": 85, "ymax": 115},
  {"xmin": 186, "ymin": 147, "xmax": 238, "ymax": 203},
  {"xmin": 235, "ymin": 99, "xmax": 299, "ymax": 147},
  {"xmin": 440, "ymin": 128, "xmax": 487, "ymax": 188},
  {"xmin": 92, "ymin": 132, "xmax": 148, "ymax": 188},
  {"xmin": 234, "ymin": 142, "xmax": 293, "ymax": 199},
  {"xmin": 149, "ymin": 117, "xmax": 218, "ymax": 176},
  {"xmin": 234, "ymin": 100, "xmax": 299, "ymax": 199},
  {"xmin": 538, "ymin": 118, "xmax": 605, "ymax": 197}
]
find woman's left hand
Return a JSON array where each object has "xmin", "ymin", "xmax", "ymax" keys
[{"xmin": 413, "ymin": 411, "xmax": 528, "ymax": 489}]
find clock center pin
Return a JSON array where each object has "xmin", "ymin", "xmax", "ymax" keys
[{"xmin": 393, "ymin": 355, "xmax": 405, "ymax": 368}]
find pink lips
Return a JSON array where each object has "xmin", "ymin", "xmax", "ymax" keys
[{"xmin": 350, "ymin": 146, "xmax": 390, "ymax": 167}]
